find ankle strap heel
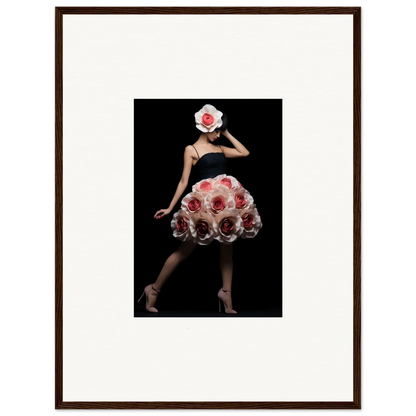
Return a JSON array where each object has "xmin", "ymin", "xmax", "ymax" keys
[
  {"xmin": 218, "ymin": 288, "xmax": 237, "ymax": 314},
  {"xmin": 137, "ymin": 284, "xmax": 161, "ymax": 313}
]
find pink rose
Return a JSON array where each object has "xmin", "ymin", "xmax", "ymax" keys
[
  {"xmin": 220, "ymin": 219, "xmax": 235, "ymax": 235},
  {"xmin": 195, "ymin": 220, "xmax": 209, "ymax": 236},
  {"xmin": 193, "ymin": 178, "xmax": 214, "ymax": 194},
  {"xmin": 212, "ymin": 196, "xmax": 225, "ymax": 212},
  {"xmin": 188, "ymin": 198, "xmax": 201, "ymax": 212},
  {"xmin": 213, "ymin": 209, "xmax": 243, "ymax": 244},
  {"xmin": 242, "ymin": 213, "xmax": 254, "ymax": 228},
  {"xmin": 204, "ymin": 188, "xmax": 235, "ymax": 216},
  {"xmin": 190, "ymin": 212, "xmax": 216, "ymax": 245},
  {"xmin": 235, "ymin": 194, "xmax": 247, "ymax": 209},
  {"xmin": 240, "ymin": 206, "xmax": 263, "ymax": 239},
  {"xmin": 200, "ymin": 181, "xmax": 212, "ymax": 192},
  {"xmin": 220, "ymin": 178, "xmax": 232, "ymax": 189},
  {"xmin": 234, "ymin": 188, "xmax": 253, "ymax": 210},
  {"xmin": 213, "ymin": 174, "xmax": 240, "ymax": 190},
  {"xmin": 176, "ymin": 217, "xmax": 188, "ymax": 233},
  {"xmin": 171, "ymin": 210, "xmax": 193, "ymax": 242},
  {"xmin": 182, "ymin": 191, "xmax": 204, "ymax": 214}
]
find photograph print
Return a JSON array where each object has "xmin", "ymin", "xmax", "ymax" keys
[{"xmin": 134, "ymin": 99, "xmax": 282, "ymax": 317}]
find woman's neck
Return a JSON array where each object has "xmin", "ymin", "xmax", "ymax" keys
[{"xmin": 197, "ymin": 134, "xmax": 210, "ymax": 144}]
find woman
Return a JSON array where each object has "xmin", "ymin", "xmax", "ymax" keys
[{"xmin": 137, "ymin": 104, "xmax": 262, "ymax": 314}]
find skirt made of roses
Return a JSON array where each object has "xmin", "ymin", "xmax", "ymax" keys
[{"xmin": 171, "ymin": 174, "xmax": 263, "ymax": 245}]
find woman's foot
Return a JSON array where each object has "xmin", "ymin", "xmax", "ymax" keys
[
  {"xmin": 138, "ymin": 284, "xmax": 160, "ymax": 312},
  {"xmin": 218, "ymin": 288, "xmax": 237, "ymax": 314}
]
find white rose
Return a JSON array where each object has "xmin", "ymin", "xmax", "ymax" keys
[
  {"xmin": 181, "ymin": 191, "xmax": 204, "ymax": 214},
  {"xmin": 204, "ymin": 188, "xmax": 235, "ymax": 216},
  {"xmin": 240, "ymin": 205, "xmax": 263, "ymax": 239},
  {"xmin": 234, "ymin": 187, "xmax": 254, "ymax": 211},
  {"xmin": 213, "ymin": 209, "xmax": 243, "ymax": 245},
  {"xmin": 171, "ymin": 209, "xmax": 193, "ymax": 242},
  {"xmin": 212, "ymin": 174, "xmax": 241, "ymax": 190},
  {"xmin": 194, "ymin": 104, "xmax": 223, "ymax": 133},
  {"xmin": 189, "ymin": 212, "xmax": 217, "ymax": 245},
  {"xmin": 192, "ymin": 178, "xmax": 214, "ymax": 195}
]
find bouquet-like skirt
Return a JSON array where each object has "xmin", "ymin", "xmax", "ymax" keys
[{"xmin": 171, "ymin": 174, "xmax": 262, "ymax": 245}]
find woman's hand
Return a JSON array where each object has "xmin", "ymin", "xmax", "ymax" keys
[
  {"xmin": 221, "ymin": 128, "xmax": 230, "ymax": 137},
  {"xmin": 154, "ymin": 208, "xmax": 172, "ymax": 219}
]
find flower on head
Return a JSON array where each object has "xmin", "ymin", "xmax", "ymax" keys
[
  {"xmin": 170, "ymin": 210, "xmax": 193, "ymax": 242},
  {"xmin": 195, "ymin": 104, "xmax": 223, "ymax": 132},
  {"xmin": 213, "ymin": 209, "xmax": 243, "ymax": 244}
]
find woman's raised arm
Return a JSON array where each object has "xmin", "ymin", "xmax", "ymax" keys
[{"xmin": 219, "ymin": 129, "xmax": 250, "ymax": 158}]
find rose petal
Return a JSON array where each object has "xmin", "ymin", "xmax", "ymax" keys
[
  {"xmin": 196, "ymin": 124, "xmax": 209, "ymax": 132},
  {"xmin": 201, "ymin": 104, "xmax": 216, "ymax": 113}
]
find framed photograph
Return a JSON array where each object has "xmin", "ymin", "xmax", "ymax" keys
[{"xmin": 56, "ymin": 6, "xmax": 360, "ymax": 409}]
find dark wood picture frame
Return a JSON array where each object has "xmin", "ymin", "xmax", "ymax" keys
[{"xmin": 55, "ymin": 6, "xmax": 361, "ymax": 409}]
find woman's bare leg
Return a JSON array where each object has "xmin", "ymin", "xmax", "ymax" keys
[
  {"xmin": 153, "ymin": 240, "xmax": 197, "ymax": 290},
  {"xmin": 218, "ymin": 240, "xmax": 237, "ymax": 313},
  {"xmin": 219, "ymin": 243, "xmax": 233, "ymax": 290},
  {"xmin": 144, "ymin": 240, "xmax": 197, "ymax": 309},
  {"xmin": 218, "ymin": 243, "xmax": 237, "ymax": 313}
]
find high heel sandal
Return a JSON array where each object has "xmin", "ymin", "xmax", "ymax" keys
[
  {"xmin": 137, "ymin": 284, "xmax": 160, "ymax": 313},
  {"xmin": 218, "ymin": 288, "xmax": 237, "ymax": 314}
]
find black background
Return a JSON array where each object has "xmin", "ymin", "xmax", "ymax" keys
[{"xmin": 134, "ymin": 99, "xmax": 282, "ymax": 317}]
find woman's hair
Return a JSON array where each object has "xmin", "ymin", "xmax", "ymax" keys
[{"xmin": 215, "ymin": 113, "xmax": 228, "ymax": 132}]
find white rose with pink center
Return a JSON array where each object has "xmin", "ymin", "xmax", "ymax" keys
[{"xmin": 194, "ymin": 104, "xmax": 223, "ymax": 133}]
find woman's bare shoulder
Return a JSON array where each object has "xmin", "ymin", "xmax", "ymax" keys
[{"xmin": 184, "ymin": 145, "xmax": 199, "ymax": 159}]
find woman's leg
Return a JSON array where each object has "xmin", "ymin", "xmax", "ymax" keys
[
  {"xmin": 144, "ymin": 241, "xmax": 197, "ymax": 312},
  {"xmin": 153, "ymin": 240, "xmax": 197, "ymax": 290},
  {"xmin": 219, "ymin": 243, "xmax": 233, "ymax": 290},
  {"xmin": 218, "ymin": 243, "xmax": 237, "ymax": 313}
]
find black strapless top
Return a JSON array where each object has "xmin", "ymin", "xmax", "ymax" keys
[{"xmin": 194, "ymin": 152, "xmax": 227, "ymax": 180}]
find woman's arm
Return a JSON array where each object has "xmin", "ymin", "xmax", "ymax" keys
[
  {"xmin": 220, "ymin": 129, "xmax": 250, "ymax": 158},
  {"xmin": 154, "ymin": 146, "xmax": 195, "ymax": 219}
]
